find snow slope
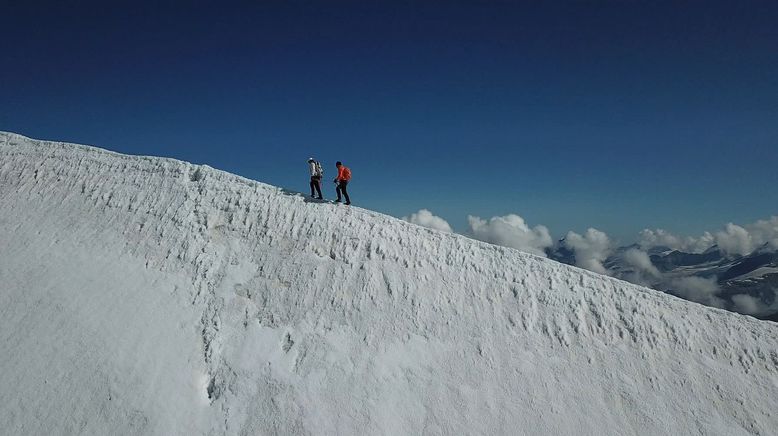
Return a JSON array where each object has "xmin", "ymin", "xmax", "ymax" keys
[{"xmin": 1, "ymin": 131, "xmax": 777, "ymax": 435}]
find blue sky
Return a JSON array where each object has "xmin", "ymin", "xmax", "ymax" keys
[{"xmin": 2, "ymin": 1, "xmax": 777, "ymax": 243}]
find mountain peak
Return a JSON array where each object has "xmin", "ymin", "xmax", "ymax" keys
[{"xmin": 2, "ymin": 132, "xmax": 777, "ymax": 435}]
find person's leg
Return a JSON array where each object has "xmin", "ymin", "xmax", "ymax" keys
[
  {"xmin": 314, "ymin": 178, "xmax": 323, "ymax": 199},
  {"xmin": 310, "ymin": 177, "xmax": 316, "ymax": 197},
  {"xmin": 335, "ymin": 182, "xmax": 342, "ymax": 202},
  {"xmin": 342, "ymin": 181, "xmax": 350, "ymax": 204}
]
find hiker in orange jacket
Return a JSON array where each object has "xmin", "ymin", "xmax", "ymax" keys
[{"xmin": 333, "ymin": 161, "xmax": 351, "ymax": 205}]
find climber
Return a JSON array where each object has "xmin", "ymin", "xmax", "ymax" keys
[
  {"xmin": 333, "ymin": 161, "xmax": 351, "ymax": 205},
  {"xmin": 308, "ymin": 158, "xmax": 323, "ymax": 200}
]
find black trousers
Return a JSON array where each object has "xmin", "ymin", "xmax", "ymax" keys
[
  {"xmin": 310, "ymin": 176, "xmax": 323, "ymax": 198},
  {"xmin": 336, "ymin": 180, "xmax": 350, "ymax": 204}
]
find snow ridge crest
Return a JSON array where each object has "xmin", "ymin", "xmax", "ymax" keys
[{"xmin": 1, "ymin": 131, "xmax": 777, "ymax": 435}]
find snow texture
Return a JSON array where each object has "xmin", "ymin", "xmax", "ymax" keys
[{"xmin": 1, "ymin": 131, "xmax": 778, "ymax": 435}]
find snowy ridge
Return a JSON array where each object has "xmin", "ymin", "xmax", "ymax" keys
[{"xmin": 1, "ymin": 131, "xmax": 777, "ymax": 435}]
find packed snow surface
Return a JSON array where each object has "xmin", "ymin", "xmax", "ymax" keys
[{"xmin": 1, "ymin": 131, "xmax": 778, "ymax": 435}]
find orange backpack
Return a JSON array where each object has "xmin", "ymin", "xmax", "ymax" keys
[{"xmin": 342, "ymin": 166, "xmax": 352, "ymax": 181}]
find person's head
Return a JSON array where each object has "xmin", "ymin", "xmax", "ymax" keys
[
  {"xmin": 336, "ymin": 161, "xmax": 342, "ymax": 167},
  {"xmin": 308, "ymin": 157, "xmax": 315, "ymax": 163}
]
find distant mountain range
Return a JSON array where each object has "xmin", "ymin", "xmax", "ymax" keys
[{"xmin": 549, "ymin": 243, "xmax": 778, "ymax": 322}]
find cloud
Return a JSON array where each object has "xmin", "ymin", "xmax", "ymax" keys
[
  {"xmin": 731, "ymin": 294, "xmax": 763, "ymax": 315},
  {"xmin": 623, "ymin": 248, "xmax": 660, "ymax": 276},
  {"xmin": 634, "ymin": 216, "xmax": 778, "ymax": 317},
  {"xmin": 667, "ymin": 276, "xmax": 725, "ymax": 308},
  {"xmin": 744, "ymin": 216, "xmax": 778, "ymax": 250},
  {"xmin": 402, "ymin": 209, "xmax": 453, "ymax": 233},
  {"xmin": 731, "ymin": 293, "xmax": 778, "ymax": 318},
  {"xmin": 713, "ymin": 216, "xmax": 778, "ymax": 255},
  {"xmin": 564, "ymin": 228, "xmax": 612, "ymax": 275},
  {"xmin": 467, "ymin": 214, "xmax": 552, "ymax": 257},
  {"xmin": 690, "ymin": 232, "xmax": 717, "ymax": 252},
  {"xmin": 638, "ymin": 216, "xmax": 778, "ymax": 256},
  {"xmin": 609, "ymin": 248, "xmax": 662, "ymax": 287},
  {"xmin": 638, "ymin": 229, "xmax": 685, "ymax": 250},
  {"xmin": 638, "ymin": 229, "xmax": 715, "ymax": 253},
  {"xmin": 715, "ymin": 223, "xmax": 753, "ymax": 256}
]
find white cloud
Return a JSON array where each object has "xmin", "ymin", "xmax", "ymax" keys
[
  {"xmin": 715, "ymin": 223, "xmax": 753, "ymax": 256},
  {"xmin": 638, "ymin": 215, "xmax": 778, "ymax": 256},
  {"xmin": 731, "ymin": 293, "xmax": 778, "ymax": 318},
  {"xmin": 402, "ymin": 209, "xmax": 453, "ymax": 233},
  {"xmin": 667, "ymin": 276, "xmax": 725, "ymax": 308},
  {"xmin": 638, "ymin": 229, "xmax": 684, "ymax": 251},
  {"xmin": 690, "ymin": 232, "xmax": 717, "ymax": 253},
  {"xmin": 713, "ymin": 216, "xmax": 778, "ymax": 255},
  {"xmin": 744, "ymin": 216, "xmax": 778, "ymax": 250},
  {"xmin": 638, "ymin": 229, "xmax": 715, "ymax": 253},
  {"xmin": 467, "ymin": 214, "xmax": 552, "ymax": 257},
  {"xmin": 564, "ymin": 228, "xmax": 612, "ymax": 275},
  {"xmin": 623, "ymin": 248, "xmax": 661, "ymax": 278},
  {"xmin": 731, "ymin": 294, "xmax": 763, "ymax": 316}
]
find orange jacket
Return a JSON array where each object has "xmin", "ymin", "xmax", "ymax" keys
[{"xmin": 337, "ymin": 166, "xmax": 351, "ymax": 181}]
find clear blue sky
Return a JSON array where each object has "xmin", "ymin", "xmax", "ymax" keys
[{"xmin": 2, "ymin": 1, "xmax": 777, "ymax": 242}]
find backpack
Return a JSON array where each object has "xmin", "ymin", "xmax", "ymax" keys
[
  {"xmin": 313, "ymin": 161, "xmax": 323, "ymax": 177},
  {"xmin": 342, "ymin": 166, "xmax": 352, "ymax": 181}
]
